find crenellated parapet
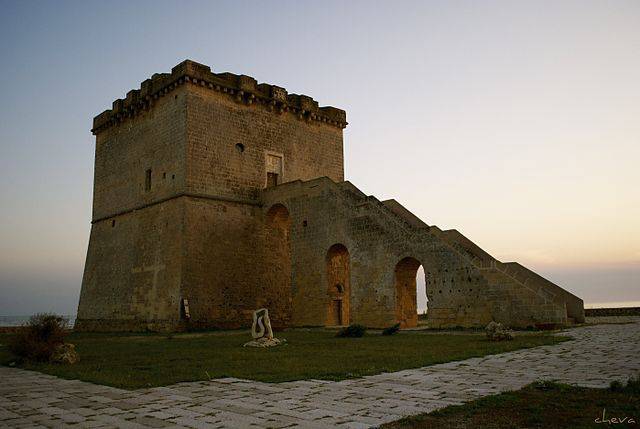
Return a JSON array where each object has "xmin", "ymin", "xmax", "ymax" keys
[{"xmin": 92, "ymin": 60, "xmax": 348, "ymax": 134}]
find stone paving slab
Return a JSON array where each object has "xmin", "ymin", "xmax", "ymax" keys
[{"xmin": 1, "ymin": 321, "xmax": 639, "ymax": 428}]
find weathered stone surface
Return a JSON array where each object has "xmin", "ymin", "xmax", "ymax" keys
[{"xmin": 76, "ymin": 60, "xmax": 584, "ymax": 332}]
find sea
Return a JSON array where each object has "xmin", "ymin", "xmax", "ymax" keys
[{"xmin": 0, "ymin": 315, "xmax": 76, "ymax": 327}]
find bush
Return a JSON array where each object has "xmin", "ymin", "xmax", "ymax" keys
[
  {"xmin": 336, "ymin": 324, "xmax": 366, "ymax": 338},
  {"xmin": 609, "ymin": 379, "xmax": 624, "ymax": 392},
  {"xmin": 626, "ymin": 374, "xmax": 640, "ymax": 393},
  {"xmin": 8, "ymin": 313, "xmax": 69, "ymax": 362},
  {"xmin": 382, "ymin": 323, "xmax": 400, "ymax": 336},
  {"xmin": 610, "ymin": 375, "xmax": 640, "ymax": 393},
  {"xmin": 533, "ymin": 380, "xmax": 564, "ymax": 391}
]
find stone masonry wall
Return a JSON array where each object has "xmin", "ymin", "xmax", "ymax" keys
[
  {"xmin": 261, "ymin": 177, "xmax": 573, "ymax": 329},
  {"xmin": 179, "ymin": 198, "xmax": 295, "ymax": 330},
  {"xmin": 184, "ymin": 85, "xmax": 344, "ymax": 202},
  {"xmin": 76, "ymin": 198, "xmax": 184, "ymax": 331},
  {"xmin": 179, "ymin": 198, "xmax": 263, "ymax": 329},
  {"xmin": 261, "ymin": 178, "xmax": 496, "ymax": 329},
  {"xmin": 76, "ymin": 88, "xmax": 188, "ymax": 331},
  {"xmin": 91, "ymin": 87, "xmax": 188, "ymax": 221},
  {"xmin": 176, "ymin": 82, "xmax": 344, "ymax": 329}
]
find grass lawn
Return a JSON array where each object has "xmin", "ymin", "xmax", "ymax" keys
[
  {"xmin": 0, "ymin": 329, "xmax": 567, "ymax": 390},
  {"xmin": 382, "ymin": 379, "xmax": 640, "ymax": 429}
]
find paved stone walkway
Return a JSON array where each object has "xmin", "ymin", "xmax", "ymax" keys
[{"xmin": 1, "ymin": 320, "xmax": 639, "ymax": 428}]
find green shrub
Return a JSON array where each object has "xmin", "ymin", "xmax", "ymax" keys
[
  {"xmin": 336, "ymin": 324, "xmax": 366, "ymax": 338},
  {"xmin": 611, "ymin": 374, "xmax": 640, "ymax": 393},
  {"xmin": 609, "ymin": 379, "xmax": 624, "ymax": 392},
  {"xmin": 626, "ymin": 374, "xmax": 640, "ymax": 393},
  {"xmin": 8, "ymin": 313, "xmax": 69, "ymax": 362},
  {"xmin": 382, "ymin": 323, "xmax": 400, "ymax": 336}
]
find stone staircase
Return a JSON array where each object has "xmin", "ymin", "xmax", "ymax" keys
[
  {"xmin": 264, "ymin": 177, "xmax": 581, "ymax": 327},
  {"xmin": 334, "ymin": 181, "xmax": 579, "ymax": 326}
]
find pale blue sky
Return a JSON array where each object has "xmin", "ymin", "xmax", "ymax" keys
[{"xmin": 0, "ymin": 0, "xmax": 638, "ymax": 315}]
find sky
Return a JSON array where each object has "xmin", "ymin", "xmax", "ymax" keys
[{"xmin": 0, "ymin": 0, "xmax": 638, "ymax": 316}]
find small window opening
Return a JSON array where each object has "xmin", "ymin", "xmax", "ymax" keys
[
  {"xmin": 265, "ymin": 153, "xmax": 283, "ymax": 188},
  {"xmin": 145, "ymin": 169, "xmax": 152, "ymax": 191},
  {"xmin": 162, "ymin": 172, "xmax": 166, "ymax": 179},
  {"xmin": 335, "ymin": 284, "xmax": 344, "ymax": 293},
  {"xmin": 181, "ymin": 298, "xmax": 191, "ymax": 320},
  {"xmin": 302, "ymin": 220, "xmax": 308, "ymax": 227},
  {"xmin": 266, "ymin": 172, "xmax": 279, "ymax": 187},
  {"xmin": 235, "ymin": 143, "xmax": 245, "ymax": 153},
  {"xmin": 172, "ymin": 174, "xmax": 175, "ymax": 180},
  {"xmin": 111, "ymin": 220, "xmax": 116, "ymax": 227}
]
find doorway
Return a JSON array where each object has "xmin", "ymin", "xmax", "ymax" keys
[{"xmin": 326, "ymin": 244, "xmax": 350, "ymax": 326}]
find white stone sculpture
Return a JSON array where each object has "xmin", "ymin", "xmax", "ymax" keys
[
  {"xmin": 243, "ymin": 308, "xmax": 286, "ymax": 347},
  {"xmin": 485, "ymin": 321, "xmax": 514, "ymax": 341}
]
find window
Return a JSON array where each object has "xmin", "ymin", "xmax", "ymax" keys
[
  {"xmin": 145, "ymin": 169, "xmax": 152, "ymax": 191},
  {"xmin": 265, "ymin": 153, "xmax": 283, "ymax": 188},
  {"xmin": 266, "ymin": 172, "xmax": 279, "ymax": 187}
]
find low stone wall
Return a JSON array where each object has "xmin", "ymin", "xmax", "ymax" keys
[{"xmin": 585, "ymin": 307, "xmax": 640, "ymax": 317}]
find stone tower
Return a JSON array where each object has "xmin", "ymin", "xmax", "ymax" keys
[
  {"xmin": 76, "ymin": 60, "xmax": 347, "ymax": 331},
  {"xmin": 77, "ymin": 59, "xmax": 583, "ymax": 332}
]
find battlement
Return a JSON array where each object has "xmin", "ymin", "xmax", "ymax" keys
[{"xmin": 92, "ymin": 60, "xmax": 348, "ymax": 135}]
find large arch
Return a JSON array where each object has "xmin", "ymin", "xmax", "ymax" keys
[
  {"xmin": 326, "ymin": 243, "xmax": 350, "ymax": 326},
  {"xmin": 263, "ymin": 204, "xmax": 291, "ymax": 326},
  {"xmin": 266, "ymin": 203, "xmax": 290, "ymax": 227},
  {"xmin": 394, "ymin": 256, "xmax": 424, "ymax": 328}
]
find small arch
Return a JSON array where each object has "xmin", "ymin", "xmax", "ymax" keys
[
  {"xmin": 394, "ymin": 257, "xmax": 423, "ymax": 328},
  {"xmin": 326, "ymin": 244, "xmax": 350, "ymax": 326},
  {"xmin": 266, "ymin": 203, "xmax": 290, "ymax": 229}
]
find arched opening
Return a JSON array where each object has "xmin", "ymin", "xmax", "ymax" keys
[
  {"xmin": 263, "ymin": 204, "xmax": 291, "ymax": 326},
  {"xmin": 394, "ymin": 257, "xmax": 424, "ymax": 328},
  {"xmin": 266, "ymin": 203, "xmax": 290, "ymax": 229},
  {"xmin": 326, "ymin": 243, "xmax": 350, "ymax": 326},
  {"xmin": 417, "ymin": 266, "xmax": 428, "ymax": 320}
]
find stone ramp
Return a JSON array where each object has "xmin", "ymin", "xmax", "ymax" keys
[
  {"xmin": 435, "ymin": 227, "xmax": 582, "ymax": 325},
  {"xmin": 274, "ymin": 177, "xmax": 584, "ymax": 328},
  {"xmin": 501, "ymin": 262, "xmax": 585, "ymax": 322},
  {"xmin": 352, "ymin": 188, "xmax": 577, "ymax": 327},
  {"xmin": 1, "ymin": 320, "xmax": 639, "ymax": 428}
]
